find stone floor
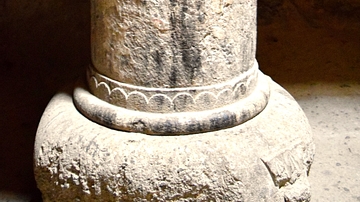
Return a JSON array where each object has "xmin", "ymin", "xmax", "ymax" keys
[{"xmin": 284, "ymin": 83, "xmax": 360, "ymax": 202}]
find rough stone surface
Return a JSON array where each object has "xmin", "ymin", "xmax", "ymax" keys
[
  {"xmin": 91, "ymin": 0, "xmax": 257, "ymax": 88},
  {"xmin": 87, "ymin": 0, "xmax": 262, "ymax": 116},
  {"xmin": 1, "ymin": 0, "xmax": 359, "ymax": 200},
  {"xmin": 34, "ymin": 0, "xmax": 315, "ymax": 200},
  {"xmin": 76, "ymin": 0, "xmax": 269, "ymax": 133},
  {"xmin": 34, "ymin": 79, "xmax": 315, "ymax": 201}
]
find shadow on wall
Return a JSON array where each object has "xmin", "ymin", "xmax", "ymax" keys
[
  {"xmin": 257, "ymin": 0, "xmax": 360, "ymax": 84},
  {"xmin": 0, "ymin": 0, "xmax": 89, "ymax": 200},
  {"xmin": 0, "ymin": 0, "xmax": 359, "ymax": 200}
]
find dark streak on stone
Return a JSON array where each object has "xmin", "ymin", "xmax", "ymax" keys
[
  {"xmin": 170, "ymin": 12, "xmax": 177, "ymax": 27},
  {"xmin": 240, "ymin": 84, "xmax": 247, "ymax": 95},
  {"xmin": 152, "ymin": 49, "xmax": 166, "ymax": 76},
  {"xmin": 240, "ymin": 111, "xmax": 249, "ymax": 121},
  {"xmin": 186, "ymin": 121, "xmax": 203, "ymax": 133},
  {"xmin": 94, "ymin": 110, "xmax": 116, "ymax": 127},
  {"xmin": 209, "ymin": 111, "xmax": 236, "ymax": 131},
  {"xmin": 170, "ymin": 65, "xmax": 177, "ymax": 87},
  {"xmin": 164, "ymin": 120, "xmax": 176, "ymax": 133},
  {"xmin": 153, "ymin": 120, "xmax": 178, "ymax": 133},
  {"xmin": 180, "ymin": 0, "xmax": 201, "ymax": 82},
  {"xmin": 169, "ymin": 0, "xmax": 202, "ymax": 86},
  {"xmin": 155, "ymin": 94, "xmax": 165, "ymax": 106},
  {"xmin": 149, "ymin": 110, "xmax": 241, "ymax": 134},
  {"xmin": 153, "ymin": 50, "xmax": 161, "ymax": 67},
  {"xmin": 145, "ymin": 25, "xmax": 167, "ymax": 86}
]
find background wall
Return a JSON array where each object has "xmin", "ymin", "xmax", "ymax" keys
[
  {"xmin": 257, "ymin": 0, "xmax": 360, "ymax": 83},
  {"xmin": 0, "ymin": 0, "xmax": 359, "ymax": 201},
  {"xmin": 1, "ymin": 1, "xmax": 89, "ymax": 200}
]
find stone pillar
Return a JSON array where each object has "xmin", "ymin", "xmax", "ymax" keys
[
  {"xmin": 34, "ymin": 0, "xmax": 315, "ymax": 201},
  {"xmin": 76, "ymin": 0, "xmax": 270, "ymax": 135}
]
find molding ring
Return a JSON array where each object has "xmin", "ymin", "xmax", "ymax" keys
[
  {"xmin": 73, "ymin": 71, "xmax": 270, "ymax": 135},
  {"xmin": 88, "ymin": 61, "xmax": 260, "ymax": 112}
]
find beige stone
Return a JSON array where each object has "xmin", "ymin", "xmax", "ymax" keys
[
  {"xmin": 34, "ymin": 0, "xmax": 315, "ymax": 201},
  {"xmin": 91, "ymin": 0, "xmax": 257, "ymax": 87},
  {"xmin": 35, "ymin": 80, "xmax": 315, "ymax": 201},
  {"xmin": 77, "ymin": 0, "xmax": 268, "ymax": 134}
]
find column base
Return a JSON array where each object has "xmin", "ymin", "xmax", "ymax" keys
[
  {"xmin": 34, "ymin": 78, "xmax": 315, "ymax": 202},
  {"xmin": 73, "ymin": 69, "xmax": 270, "ymax": 135}
]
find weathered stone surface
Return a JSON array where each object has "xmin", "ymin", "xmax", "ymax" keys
[
  {"xmin": 75, "ymin": 0, "xmax": 270, "ymax": 133},
  {"xmin": 34, "ymin": 0, "xmax": 315, "ymax": 200},
  {"xmin": 74, "ymin": 71, "xmax": 269, "ymax": 134},
  {"xmin": 34, "ymin": 79, "xmax": 315, "ymax": 201},
  {"xmin": 91, "ymin": 0, "xmax": 257, "ymax": 88},
  {"xmin": 85, "ymin": 62, "xmax": 262, "ymax": 113}
]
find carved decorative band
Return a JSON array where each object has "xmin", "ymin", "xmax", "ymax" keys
[
  {"xmin": 74, "ymin": 70, "xmax": 270, "ymax": 135},
  {"xmin": 87, "ymin": 62, "xmax": 259, "ymax": 113}
]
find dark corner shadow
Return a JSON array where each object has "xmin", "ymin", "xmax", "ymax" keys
[
  {"xmin": 256, "ymin": 0, "xmax": 360, "ymax": 85},
  {"xmin": 0, "ymin": 0, "xmax": 90, "ymax": 200}
]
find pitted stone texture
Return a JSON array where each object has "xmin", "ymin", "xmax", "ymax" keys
[
  {"xmin": 91, "ymin": 0, "xmax": 257, "ymax": 88},
  {"xmin": 34, "ymin": 80, "xmax": 315, "ymax": 202}
]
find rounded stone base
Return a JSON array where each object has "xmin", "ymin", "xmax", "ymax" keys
[{"xmin": 34, "ymin": 78, "xmax": 315, "ymax": 202}]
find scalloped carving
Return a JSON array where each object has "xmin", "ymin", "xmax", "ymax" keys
[
  {"xmin": 148, "ymin": 94, "xmax": 174, "ymax": 113},
  {"xmin": 87, "ymin": 63, "xmax": 261, "ymax": 113},
  {"xmin": 216, "ymin": 89, "xmax": 233, "ymax": 106},
  {"xmin": 92, "ymin": 79, "xmax": 111, "ymax": 102},
  {"xmin": 109, "ymin": 88, "xmax": 127, "ymax": 107},
  {"xmin": 127, "ymin": 92, "xmax": 148, "ymax": 111},
  {"xmin": 233, "ymin": 82, "xmax": 247, "ymax": 99},
  {"xmin": 194, "ymin": 92, "xmax": 217, "ymax": 110},
  {"xmin": 172, "ymin": 93, "xmax": 195, "ymax": 112}
]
